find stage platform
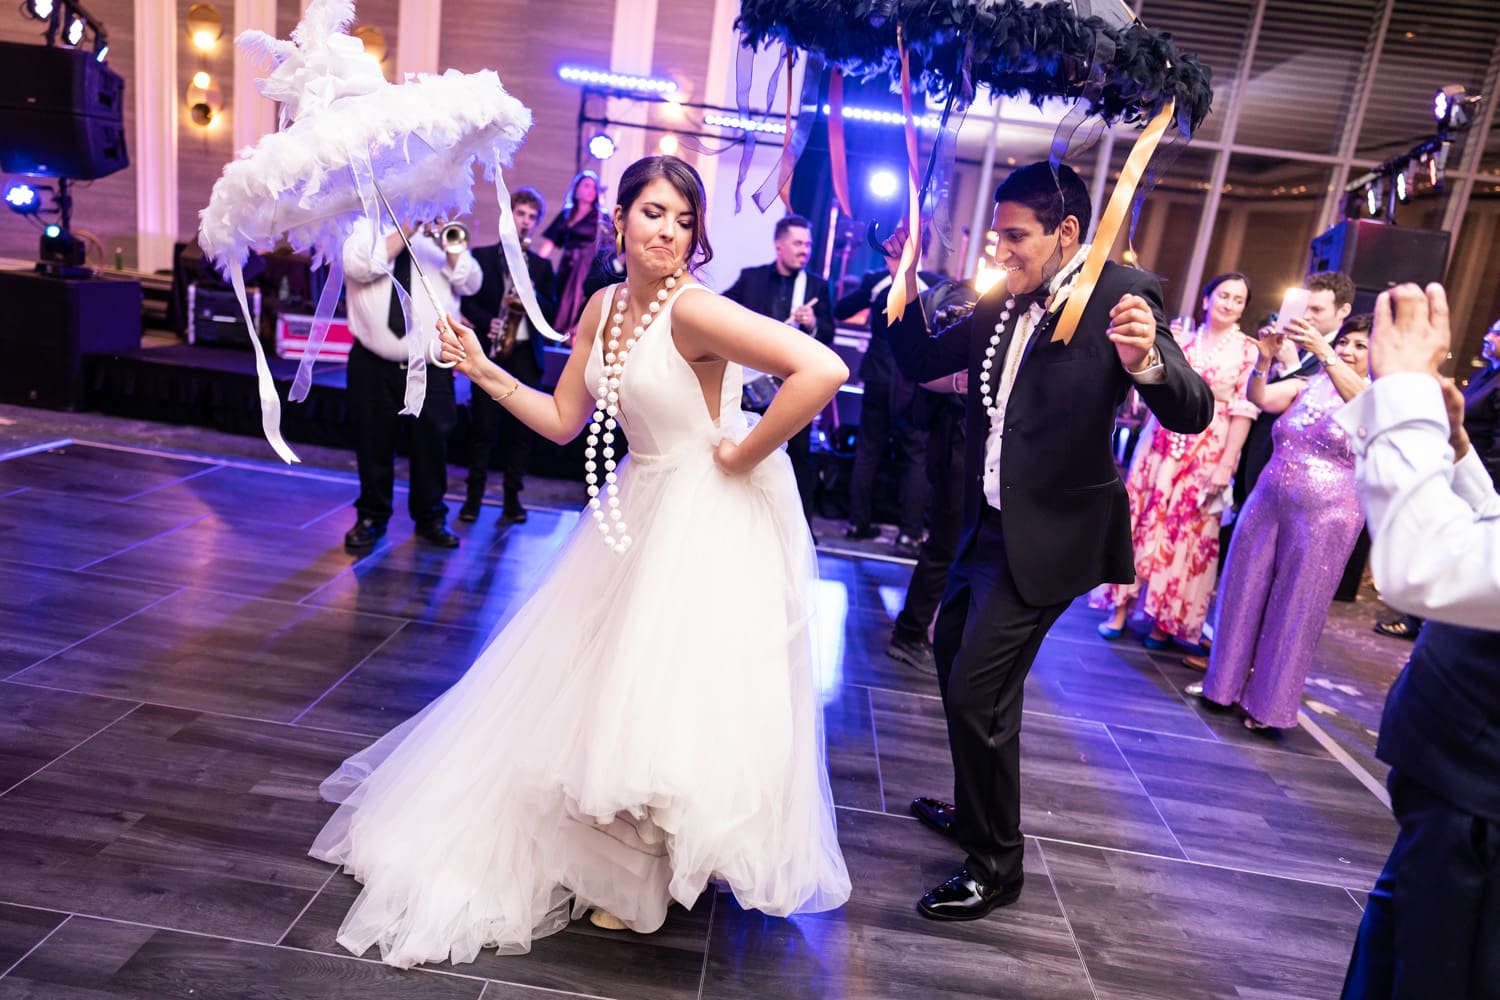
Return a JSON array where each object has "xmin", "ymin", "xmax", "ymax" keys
[{"xmin": 0, "ymin": 422, "xmax": 1414, "ymax": 1000}]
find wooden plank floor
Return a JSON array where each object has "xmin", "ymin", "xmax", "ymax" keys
[{"xmin": 0, "ymin": 438, "xmax": 1400, "ymax": 999}]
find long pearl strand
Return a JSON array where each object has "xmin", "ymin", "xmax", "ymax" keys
[
  {"xmin": 977, "ymin": 271, "xmax": 1079, "ymax": 416},
  {"xmin": 585, "ymin": 267, "xmax": 683, "ymax": 554},
  {"xmin": 977, "ymin": 293, "xmax": 1020, "ymax": 416}
]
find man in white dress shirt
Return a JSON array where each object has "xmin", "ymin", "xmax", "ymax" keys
[
  {"xmin": 1337, "ymin": 281, "xmax": 1500, "ymax": 1000},
  {"xmin": 342, "ymin": 216, "xmax": 481, "ymax": 553}
]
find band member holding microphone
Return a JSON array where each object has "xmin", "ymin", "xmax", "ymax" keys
[
  {"xmin": 723, "ymin": 215, "xmax": 836, "ymax": 523},
  {"xmin": 458, "ymin": 187, "xmax": 558, "ymax": 524}
]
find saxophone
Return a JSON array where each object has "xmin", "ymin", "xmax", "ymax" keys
[{"xmin": 494, "ymin": 294, "xmax": 524, "ymax": 360}]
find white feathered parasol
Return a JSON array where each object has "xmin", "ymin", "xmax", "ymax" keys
[{"xmin": 198, "ymin": 0, "xmax": 552, "ymax": 463}]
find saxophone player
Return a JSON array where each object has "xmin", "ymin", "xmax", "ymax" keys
[{"xmin": 458, "ymin": 187, "xmax": 559, "ymax": 524}]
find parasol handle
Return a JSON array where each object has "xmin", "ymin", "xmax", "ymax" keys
[
  {"xmin": 416, "ymin": 272, "xmax": 458, "ymax": 369},
  {"xmin": 370, "ymin": 178, "xmax": 458, "ymax": 368}
]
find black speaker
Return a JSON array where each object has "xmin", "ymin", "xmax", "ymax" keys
[
  {"xmin": 0, "ymin": 268, "xmax": 141, "ymax": 409},
  {"xmin": 1308, "ymin": 220, "xmax": 1450, "ymax": 291},
  {"xmin": 0, "ymin": 41, "xmax": 127, "ymax": 179}
]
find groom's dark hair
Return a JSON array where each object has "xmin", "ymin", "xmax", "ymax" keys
[{"xmin": 994, "ymin": 162, "xmax": 1092, "ymax": 237}]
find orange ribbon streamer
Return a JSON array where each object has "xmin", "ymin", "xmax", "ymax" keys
[
  {"xmin": 883, "ymin": 24, "xmax": 923, "ymax": 326},
  {"xmin": 1050, "ymin": 99, "xmax": 1175, "ymax": 345},
  {"xmin": 827, "ymin": 69, "xmax": 853, "ymax": 217}
]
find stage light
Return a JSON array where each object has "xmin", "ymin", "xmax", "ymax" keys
[
  {"xmin": 44, "ymin": 224, "xmax": 61, "ymax": 238},
  {"xmin": 4, "ymin": 183, "xmax": 42, "ymax": 215},
  {"xmin": 1395, "ymin": 161, "xmax": 1415, "ymax": 202},
  {"xmin": 95, "ymin": 42, "xmax": 108, "ymax": 62},
  {"xmin": 588, "ymin": 134, "xmax": 616, "ymax": 160},
  {"xmin": 193, "ymin": 71, "xmax": 211, "ymax": 89},
  {"xmin": 657, "ymin": 134, "xmax": 679, "ymax": 156},
  {"xmin": 24, "ymin": 0, "xmax": 55, "ymax": 20},
  {"xmin": 1366, "ymin": 182, "xmax": 1380, "ymax": 217},
  {"xmin": 823, "ymin": 104, "xmax": 943, "ymax": 129},
  {"xmin": 65, "ymin": 15, "xmax": 85, "ymax": 46},
  {"xmin": 1434, "ymin": 85, "xmax": 1479, "ymax": 130},
  {"xmin": 868, "ymin": 168, "xmax": 901, "ymax": 200},
  {"xmin": 558, "ymin": 65, "xmax": 677, "ymax": 95},
  {"xmin": 703, "ymin": 113, "xmax": 786, "ymax": 135}
]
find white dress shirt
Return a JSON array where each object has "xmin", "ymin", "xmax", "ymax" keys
[
  {"xmin": 983, "ymin": 248, "xmax": 1166, "ymax": 509},
  {"xmin": 1336, "ymin": 372, "xmax": 1500, "ymax": 628},
  {"xmin": 342, "ymin": 216, "xmax": 481, "ymax": 363}
]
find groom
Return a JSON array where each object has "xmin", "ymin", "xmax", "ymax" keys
[{"xmin": 885, "ymin": 161, "xmax": 1213, "ymax": 920}]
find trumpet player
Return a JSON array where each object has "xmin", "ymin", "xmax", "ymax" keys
[
  {"xmin": 458, "ymin": 186, "xmax": 558, "ymax": 524},
  {"xmin": 341, "ymin": 214, "xmax": 481, "ymax": 554}
]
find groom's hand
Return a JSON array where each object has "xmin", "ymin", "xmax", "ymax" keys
[{"xmin": 1108, "ymin": 294, "xmax": 1159, "ymax": 373}]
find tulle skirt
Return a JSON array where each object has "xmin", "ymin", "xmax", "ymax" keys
[{"xmin": 309, "ymin": 438, "xmax": 850, "ymax": 968}]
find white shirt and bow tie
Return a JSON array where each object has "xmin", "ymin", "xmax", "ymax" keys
[{"xmin": 982, "ymin": 246, "xmax": 1166, "ymax": 510}]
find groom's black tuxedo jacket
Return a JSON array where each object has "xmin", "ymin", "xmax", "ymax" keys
[{"xmin": 889, "ymin": 261, "xmax": 1213, "ymax": 607}]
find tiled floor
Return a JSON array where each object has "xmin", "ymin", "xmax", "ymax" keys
[{"xmin": 0, "ymin": 435, "xmax": 1404, "ymax": 999}]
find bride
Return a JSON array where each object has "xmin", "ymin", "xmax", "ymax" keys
[{"xmin": 310, "ymin": 154, "xmax": 852, "ymax": 968}]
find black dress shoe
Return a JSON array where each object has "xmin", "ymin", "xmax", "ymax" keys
[
  {"xmin": 888, "ymin": 633, "xmax": 937, "ymax": 675},
  {"xmin": 414, "ymin": 521, "xmax": 460, "ymax": 548},
  {"xmin": 343, "ymin": 518, "xmax": 387, "ymax": 553},
  {"xmin": 457, "ymin": 499, "xmax": 481, "ymax": 523},
  {"xmin": 844, "ymin": 524, "xmax": 880, "ymax": 541},
  {"xmin": 917, "ymin": 866, "xmax": 1022, "ymax": 921},
  {"xmin": 500, "ymin": 505, "xmax": 528, "ymax": 524},
  {"xmin": 910, "ymin": 796, "xmax": 958, "ymax": 838}
]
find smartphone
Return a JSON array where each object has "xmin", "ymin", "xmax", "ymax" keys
[{"xmin": 1274, "ymin": 288, "xmax": 1310, "ymax": 334}]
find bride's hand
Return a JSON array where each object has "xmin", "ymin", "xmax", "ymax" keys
[
  {"xmin": 714, "ymin": 437, "xmax": 751, "ymax": 476},
  {"xmin": 437, "ymin": 313, "xmax": 487, "ymax": 379}
]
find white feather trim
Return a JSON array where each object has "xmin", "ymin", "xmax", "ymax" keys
[{"xmin": 198, "ymin": 68, "xmax": 532, "ymax": 270}]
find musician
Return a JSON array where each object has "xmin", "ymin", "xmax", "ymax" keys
[
  {"xmin": 341, "ymin": 215, "xmax": 481, "ymax": 553},
  {"xmin": 458, "ymin": 187, "xmax": 559, "ymax": 524},
  {"xmin": 723, "ymin": 215, "xmax": 836, "ymax": 522}
]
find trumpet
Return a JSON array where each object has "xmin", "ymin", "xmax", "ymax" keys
[{"xmin": 422, "ymin": 220, "xmax": 469, "ymax": 254}]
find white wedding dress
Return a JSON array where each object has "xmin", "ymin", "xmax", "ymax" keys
[{"xmin": 310, "ymin": 283, "xmax": 851, "ymax": 968}]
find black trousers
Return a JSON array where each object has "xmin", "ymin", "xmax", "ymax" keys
[
  {"xmin": 933, "ymin": 505, "xmax": 1069, "ymax": 887},
  {"xmin": 896, "ymin": 400, "xmax": 965, "ymax": 638},
  {"xmin": 1341, "ymin": 771, "xmax": 1500, "ymax": 999},
  {"xmin": 348, "ymin": 341, "xmax": 455, "ymax": 527},
  {"xmin": 848, "ymin": 379, "xmax": 929, "ymax": 536},
  {"xmin": 465, "ymin": 346, "xmax": 543, "ymax": 502}
]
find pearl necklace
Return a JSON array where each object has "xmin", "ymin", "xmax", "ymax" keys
[
  {"xmin": 585, "ymin": 267, "xmax": 683, "ymax": 554},
  {"xmin": 977, "ymin": 272, "xmax": 1076, "ymax": 416}
]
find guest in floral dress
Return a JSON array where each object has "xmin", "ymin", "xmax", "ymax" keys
[
  {"xmin": 1187, "ymin": 315, "xmax": 1372, "ymax": 730},
  {"xmin": 1092, "ymin": 273, "xmax": 1259, "ymax": 649}
]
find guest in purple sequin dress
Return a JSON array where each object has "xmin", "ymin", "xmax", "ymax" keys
[{"xmin": 1192, "ymin": 316, "xmax": 1373, "ymax": 729}]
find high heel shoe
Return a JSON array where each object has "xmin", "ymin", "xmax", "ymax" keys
[
  {"xmin": 1141, "ymin": 631, "xmax": 1172, "ymax": 651},
  {"xmin": 1097, "ymin": 622, "xmax": 1125, "ymax": 640},
  {"xmin": 588, "ymin": 909, "xmax": 628, "ymax": 931},
  {"xmin": 1184, "ymin": 681, "xmax": 1205, "ymax": 697},
  {"xmin": 1242, "ymin": 716, "xmax": 1272, "ymax": 731}
]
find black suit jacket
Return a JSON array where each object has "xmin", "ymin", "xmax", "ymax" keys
[
  {"xmin": 1462, "ymin": 363, "xmax": 1500, "ymax": 487},
  {"xmin": 888, "ymin": 261, "xmax": 1214, "ymax": 607},
  {"xmin": 723, "ymin": 263, "xmax": 835, "ymax": 345},
  {"xmin": 460, "ymin": 243, "xmax": 558, "ymax": 369}
]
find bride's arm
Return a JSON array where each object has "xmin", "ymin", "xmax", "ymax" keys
[
  {"xmin": 671, "ymin": 289, "xmax": 849, "ymax": 474},
  {"xmin": 436, "ymin": 290, "xmax": 607, "ymax": 445}
]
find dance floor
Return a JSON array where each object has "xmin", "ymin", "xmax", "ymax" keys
[{"xmin": 0, "ymin": 421, "xmax": 1406, "ymax": 999}]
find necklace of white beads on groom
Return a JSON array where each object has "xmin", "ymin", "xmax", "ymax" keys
[
  {"xmin": 977, "ymin": 265, "xmax": 1080, "ymax": 417},
  {"xmin": 585, "ymin": 266, "xmax": 685, "ymax": 554}
]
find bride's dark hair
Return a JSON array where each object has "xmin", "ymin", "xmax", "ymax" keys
[{"xmin": 614, "ymin": 155, "xmax": 714, "ymax": 271}]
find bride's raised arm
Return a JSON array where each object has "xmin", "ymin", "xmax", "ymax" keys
[{"xmin": 671, "ymin": 289, "xmax": 849, "ymax": 475}]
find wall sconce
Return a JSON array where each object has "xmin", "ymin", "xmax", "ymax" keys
[
  {"xmin": 187, "ymin": 70, "xmax": 222, "ymax": 126},
  {"xmin": 186, "ymin": 2, "xmax": 223, "ymax": 52},
  {"xmin": 351, "ymin": 25, "xmax": 386, "ymax": 64}
]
